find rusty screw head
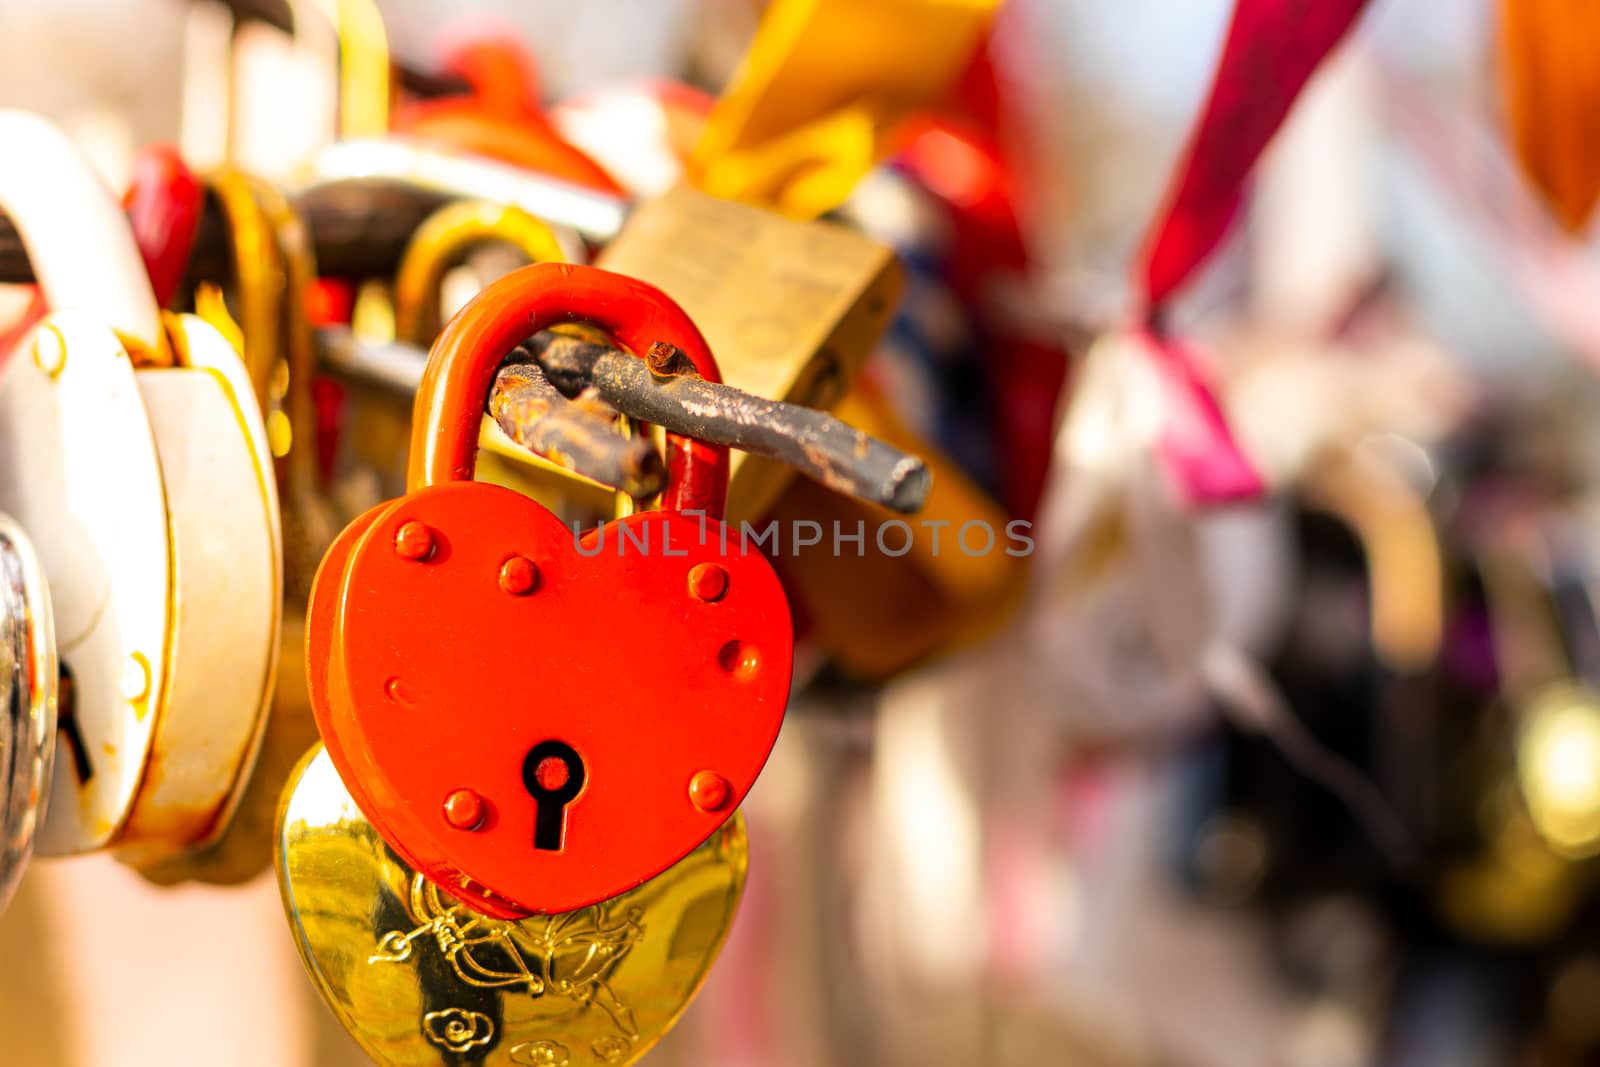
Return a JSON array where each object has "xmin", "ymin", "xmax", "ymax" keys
[
  {"xmin": 689, "ymin": 771, "xmax": 732, "ymax": 813},
  {"xmin": 687, "ymin": 562, "xmax": 728, "ymax": 602},
  {"xmin": 499, "ymin": 555, "xmax": 540, "ymax": 596},
  {"xmin": 645, "ymin": 341, "xmax": 682, "ymax": 376},
  {"xmin": 443, "ymin": 788, "xmax": 487, "ymax": 831},
  {"xmin": 394, "ymin": 520, "xmax": 435, "ymax": 561}
]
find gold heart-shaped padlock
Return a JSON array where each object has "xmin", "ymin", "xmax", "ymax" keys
[{"xmin": 277, "ymin": 745, "xmax": 746, "ymax": 1066}]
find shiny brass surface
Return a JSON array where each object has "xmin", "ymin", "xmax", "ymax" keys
[{"xmin": 277, "ymin": 746, "xmax": 747, "ymax": 1066}]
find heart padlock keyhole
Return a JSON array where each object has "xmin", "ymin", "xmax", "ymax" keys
[{"xmin": 521, "ymin": 740, "xmax": 585, "ymax": 851}]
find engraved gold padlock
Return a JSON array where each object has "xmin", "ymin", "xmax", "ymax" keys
[{"xmin": 278, "ymin": 744, "xmax": 747, "ymax": 1066}]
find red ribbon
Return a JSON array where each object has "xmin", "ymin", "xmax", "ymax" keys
[{"xmin": 1139, "ymin": 0, "xmax": 1372, "ymax": 305}]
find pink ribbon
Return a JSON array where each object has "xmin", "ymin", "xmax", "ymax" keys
[{"xmin": 1132, "ymin": 0, "xmax": 1371, "ymax": 504}]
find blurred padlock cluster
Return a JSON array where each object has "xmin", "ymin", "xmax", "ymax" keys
[{"xmin": 2, "ymin": 2, "xmax": 1600, "ymax": 1066}]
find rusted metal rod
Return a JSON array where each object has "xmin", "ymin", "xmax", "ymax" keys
[
  {"xmin": 316, "ymin": 325, "xmax": 664, "ymax": 497},
  {"xmin": 318, "ymin": 328, "xmax": 930, "ymax": 512},
  {"xmin": 520, "ymin": 331, "xmax": 932, "ymax": 514},
  {"xmin": 489, "ymin": 363, "xmax": 665, "ymax": 500}
]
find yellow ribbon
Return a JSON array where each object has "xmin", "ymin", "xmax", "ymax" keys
[{"xmin": 691, "ymin": 0, "xmax": 1001, "ymax": 218}]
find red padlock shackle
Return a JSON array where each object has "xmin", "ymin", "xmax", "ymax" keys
[
  {"xmin": 409, "ymin": 261, "xmax": 728, "ymax": 515},
  {"xmin": 122, "ymin": 144, "xmax": 204, "ymax": 310}
]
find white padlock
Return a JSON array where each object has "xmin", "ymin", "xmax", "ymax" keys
[{"xmin": 0, "ymin": 109, "xmax": 281, "ymax": 860}]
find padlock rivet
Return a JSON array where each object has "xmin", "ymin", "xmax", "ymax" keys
[
  {"xmin": 689, "ymin": 771, "xmax": 732, "ymax": 813},
  {"xmin": 394, "ymin": 520, "xmax": 434, "ymax": 561},
  {"xmin": 384, "ymin": 676, "xmax": 416, "ymax": 707},
  {"xmin": 499, "ymin": 555, "xmax": 540, "ymax": 596},
  {"xmin": 120, "ymin": 652, "xmax": 150, "ymax": 703},
  {"xmin": 443, "ymin": 789, "xmax": 487, "ymax": 831},
  {"xmin": 645, "ymin": 341, "xmax": 680, "ymax": 375},
  {"xmin": 688, "ymin": 563, "xmax": 728, "ymax": 602},
  {"xmin": 717, "ymin": 639, "xmax": 761, "ymax": 680}
]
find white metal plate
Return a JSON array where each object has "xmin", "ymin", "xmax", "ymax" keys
[{"xmin": 0, "ymin": 313, "xmax": 172, "ymax": 854}]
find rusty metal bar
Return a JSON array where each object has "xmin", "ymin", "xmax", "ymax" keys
[
  {"xmin": 520, "ymin": 331, "xmax": 932, "ymax": 514},
  {"xmin": 489, "ymin": 362, "xmax": 665, "ymax": 500},
  {"xmin": 319, "ymin": 328, "xmax": 929, "ymax": 512},
  {"xmin": 315, "ymin": 325, "xmax": 666, "ymax": 498}
]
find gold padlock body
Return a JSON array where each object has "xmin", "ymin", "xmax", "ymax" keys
[
  {"xmin": 596, "ymin": 183, "xmax": 903, "ymax": 521},
  {"xmin": 277, "ymin": 746, "xmax": 747, "ymax": 1067}
]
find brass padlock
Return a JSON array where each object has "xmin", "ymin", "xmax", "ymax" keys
[
  {"xmin": 595, "ymin": 182, "xmax": 903, "ymax": 521},
  {"xmin": 596, "ymin": 185, "xmax": 1024, "ymax": 676}
]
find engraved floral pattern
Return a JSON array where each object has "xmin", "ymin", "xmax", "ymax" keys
[
  {"xmin": 591, "ymin": 1034, "xmax": 633, "ymax": 1063},
  {"xmin": 373, "ymin": 875, "xmax": 644, "ymax": 1038},
  {"xmin": 509, "ymin": 1038, "xmax": 572, "ymax": 1065},
  {"xmin": 423, "ymin": 1007, "xmax": 494, "ymax": 1053}
]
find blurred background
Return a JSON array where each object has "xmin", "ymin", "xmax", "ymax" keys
[{"xmin": 5, "ymin": 0, "xmax": 1600, "ymax": 1065}]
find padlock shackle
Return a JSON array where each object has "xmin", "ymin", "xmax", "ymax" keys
[
  {"xmin": 411, "ymin": 262, "xmax": 728, "ymax": 515},
  {"xmin": 393, "ymin": 200, "xmax": 567, "ymax": 347},
  {"xmin": 0, "ymin": 110, "xmax": 166, "ymax": 361},
  {"xmin": 122, "ymin": 144, "xmax": 204, "ymax": 310},
  {"xmin": 437, "ymin": 31, "xmax": 544, "ymax": 122}
]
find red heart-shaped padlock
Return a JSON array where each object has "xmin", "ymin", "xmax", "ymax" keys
[{"xmin": 306, "ymin": 263, "xmax": 792, "ymax": 917}]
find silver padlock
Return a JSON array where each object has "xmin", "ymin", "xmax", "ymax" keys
[{"xmin": 0, "ymin": 512, "xmax": 55, "ymax": 913}]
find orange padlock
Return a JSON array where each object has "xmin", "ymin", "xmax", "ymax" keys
[{"xmin": 305, "ymin": 262, "xmax": 793, "ymax": 917}]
